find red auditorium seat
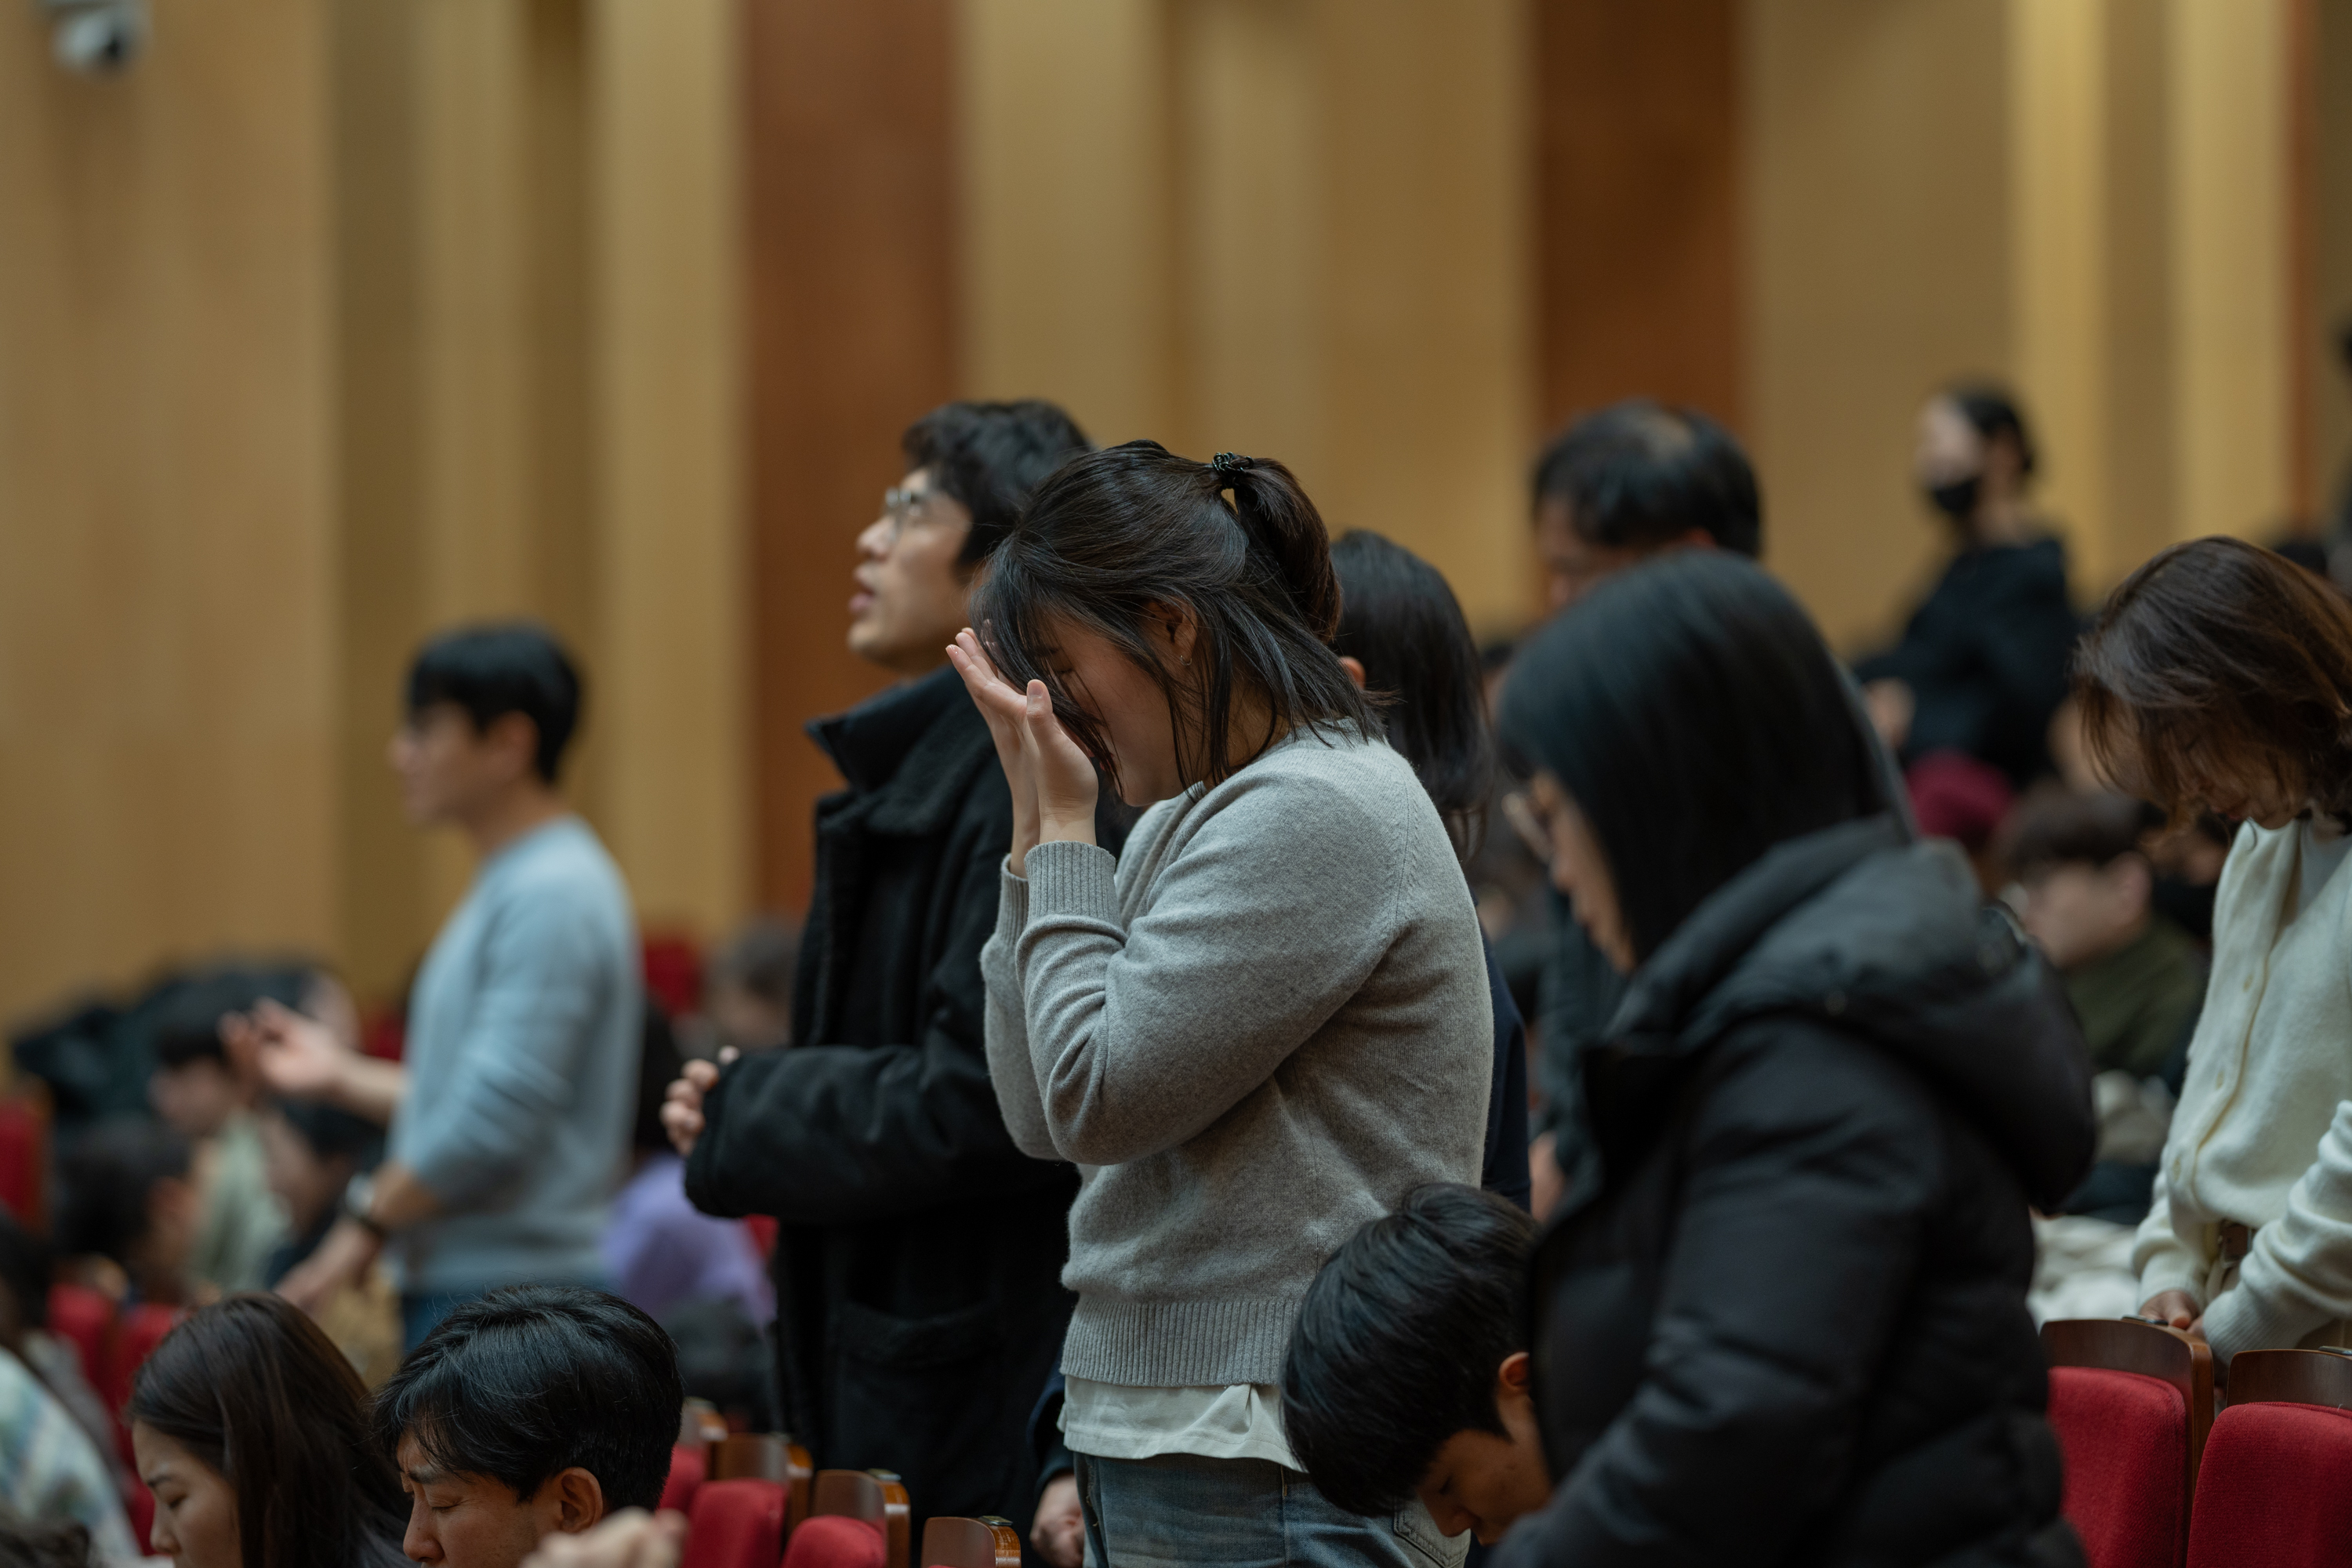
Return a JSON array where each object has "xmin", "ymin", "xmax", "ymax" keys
[
  {"xmin": 710, "ymin": 1432, "xmax": 813, "ymax": 1531},
  {"xmin": 44, "ymin": 1283, "xmax": 114, "ymax": 1394},
  {"xmin": 0, "ymin": 1091, "xmax": 50, "ymax": 1232},
  {"xmin": 2184, "ymin": 1349, "xmax": 2352, "ymax": 1568},
  {"xmin": 800, "ymin": 1470, "xmax": 909, "ymax": 1568},
  {"xmin": 681, "ymin": 1479, "xmax": 786, "ymax": 1568},
  {"xmin": 783, "ymin": 1515, "xmax": 885, "ymax": 1568},
  {"xmin": 2042, "ymin": 1318, "xmax": 2212, "ymax": 1568},
  {"xmin": 918, "ymin": 1516, "xmax": 1022, "ymax": 1568},
  {"xmin": 660, "ymin": 1443, "xmax": 706, "ymax": 1514}
]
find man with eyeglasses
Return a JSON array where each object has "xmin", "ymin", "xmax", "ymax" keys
[{"xmin": 664, "ymin": 400, "xmax": 1094, "ymax": 1530}]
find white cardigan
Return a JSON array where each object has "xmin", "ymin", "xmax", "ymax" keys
[{"xmin": 2134, "ymin": 818, "xmax": 2352, "ymax": 1360}]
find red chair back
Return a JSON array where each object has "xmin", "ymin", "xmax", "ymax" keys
[
  {"xmin": 660, "ymin": 1443, "xmax": 706, "ymax": 1514},
  {"xmin": 782, "ymin": 1515, "xmax": 885, "ymax": 1568},
  {"xmin": 708, "ymin": 1432, "xmax": 812, "ymax": 1530},
  {"xmin": 44, "ymin": 1283, "xmax": 114, "ymax": 1393},
  {"xmin": 0, "ymin": 1091, "xmax": 51, "ymax": 1232},
  {"xmin": 2184, "ymin": 1399, "xmax": 2352, "ymax": 1567},
  {"xmin": 808, "ymin": 1471, "xmax": 909, "ymax": 1568},
  {"xmin": 2042, "ymin": 1319, "xmax": 2212, "ymax": 1568},
  {"xmin": 124, "ymin": 1483, "xmax": 154, "ymax": 1555},
  {"xmin": 680, "ymin": 1479, "xmax": 786, "ymax": 1568},
  {"xmin": 918, "ymin": 1517, "xmax": 1021, "ymax": 1568},
  {"xmin": 107, "ymin": 1304, "xmax": 183, "ymax": 1411}
]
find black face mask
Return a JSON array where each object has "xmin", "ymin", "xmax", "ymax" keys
[{"xmin": 1926, "ymin": 474, "xmax": 1980, "ymax": 521}]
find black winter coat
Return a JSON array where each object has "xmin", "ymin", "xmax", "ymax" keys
[
  {"xmin": 1493, "ymin": 816, "xmax": 2096, "ymax": 1568},
  {"xmin": 684, "ymin": 668, "xmax": 1080, "ymax": 1524},
  {"xmin": 1853, "ymin": 537, "xmax": 2081, "ymax": 788}
]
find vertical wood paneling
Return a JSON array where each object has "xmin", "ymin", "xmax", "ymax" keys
[
  {"xmin": 1533, "ymin": 0, "xmax": 1742, "ymax": 435},
  {"xmin": 742, "ymin": 0, "xmax": 959, "ymax": 912}
]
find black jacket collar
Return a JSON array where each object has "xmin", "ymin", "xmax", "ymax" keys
[{"xmin": 807, "ymin": 666, "xmax": 994, "ymax": 837}]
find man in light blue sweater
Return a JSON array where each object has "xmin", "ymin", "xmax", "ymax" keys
[{"xmin": 230, "ymin": 625, "xmax": 639, "ymax": 1348}]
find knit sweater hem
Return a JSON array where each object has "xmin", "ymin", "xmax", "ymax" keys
[
  {"xmin": 1059, "ymin": 1297, "xmax": 1303, "ymax": 1388},
  {"xmin": 2201, "ymin": 1277, "xmax": 2330, "ymax": 1363}
]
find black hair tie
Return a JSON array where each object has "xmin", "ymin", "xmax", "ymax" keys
[{"xmin": 1210, "ymin": 452, "xmax": 1254, "ymax": 481}]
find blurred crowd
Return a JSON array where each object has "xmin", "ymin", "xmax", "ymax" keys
[{"xmin": 0, "ymin": 367, "xmax": 2343, "ymax": 1568}]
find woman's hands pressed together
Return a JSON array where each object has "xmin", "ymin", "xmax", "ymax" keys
[{"xmin": 947, "ymin": 628, "xmax": 1098, "ymax": 873}]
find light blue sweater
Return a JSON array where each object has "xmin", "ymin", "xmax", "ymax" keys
[{"xmin": 389, "ymin": 815, "xmax": 640, "ymax": 1294}]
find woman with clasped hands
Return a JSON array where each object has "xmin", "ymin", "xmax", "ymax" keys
[{"xmin": 946, "ymin": 442, "xmax": 1492, "ymax": 1568}]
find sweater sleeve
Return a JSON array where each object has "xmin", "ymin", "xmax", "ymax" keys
[
  {"xmin": 401, "ymin": 891, "xmax": 615, "ymax": 1207},
  {"xmin": 2131, "ymin": 1161, "xmax": 2208, "ymax": 1306},
  {"xmin": 2201, "ymin": 1098, "xmax": 2352, "ymax": 1360},
  {"xmin": 980, "ymin": 864, "xmax": 1061, "ymax": 1162},
  {"xmin": 1013, "ymin": 782, "xmax": 1399, "ymax": 1167}
]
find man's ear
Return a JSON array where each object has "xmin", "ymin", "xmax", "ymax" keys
[
  {"xmin": 543, "ymin": 1468, "xmax": 608, "ymax": 1536},
  {"xmin": 1338, "ymin": 655, "xmax": 1367, "ymax": 691},
  {"xmin": 1496, "ymin": 1349, "xmax": 1533, "ymax": 1398},
  {"xmin": 485, "ymin": 710, "xmax": 543, "ymax": 785}
]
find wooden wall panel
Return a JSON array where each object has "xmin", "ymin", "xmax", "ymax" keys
[
  {"xmin": 744, "ymin": 0, "xmax": 959, "ymax": 913},
  {"xmin": 1533, "ymin": 0, "xmax": 1742, "ymax": 436}
]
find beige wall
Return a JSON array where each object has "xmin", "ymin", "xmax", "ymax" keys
[
  {"xmin": 0, "ymin": 0, "xmax": 746, "ymax": 1019},
  {"xmin": 0, "ymin": 2, "xmax": 338, "ymax": 1022},
  {"xmin": 956, "ymin": 0, "xmax": 1535, "ymax": 634},
  {"xmin": 2313, "ymin": 0, "xmax": 2352, "ymax": 520},
  {"xmin": 1745, "ymin": 0, "xmax": 2015, "ymax": 654}
]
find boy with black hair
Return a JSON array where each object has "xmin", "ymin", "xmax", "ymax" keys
[
  {"xmin": 1282, "ymin": 1185, "xmax": 1552, "ymax": 1546},
  {"xmin": 373, "ymin": 1284, "xmax": 681, "ymax": 1568},
  {"xmin": 229, "ymin": 623, "xmax": 640, "ymax": 1351}
]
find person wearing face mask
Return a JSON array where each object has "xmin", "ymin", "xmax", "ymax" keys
[
  {"xmin": 2075, "ymin": 538, "xmax": 2352, "ymax": 1368},
  {"xmin": 662, "ymin": 401, "xmax": 1102, "ymax": 1530},
  {"xmin": 1857, "ymin": 384, "xmax": 2082, "ymax": 790}
]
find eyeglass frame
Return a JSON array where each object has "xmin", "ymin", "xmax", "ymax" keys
[{"xmin": 878, "ymin": 482, "xmax": 949, "ymax": 546}]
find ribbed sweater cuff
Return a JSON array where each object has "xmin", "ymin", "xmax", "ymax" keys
[
  {"xmin": 2201, "ymin": 1281, "xmax": 2328, "ymax": 1365},
  {"xmin": 1061, "ymin": 1297, "xmax": 1303, "ymax": 1388},
  {"xmin": 1023, "ymin": 839, "xmax": 1120, "ymax": 927}
]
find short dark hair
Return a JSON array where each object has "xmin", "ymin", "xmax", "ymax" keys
[
  {"xmin": 132, "ymin": 1296, "xmax": 411, "ymax": 1568},
  {"xmin": 0, "ymin": 1213, "xmax": 49, "ymax": 1347},
  {"xmin": 1998, "ymin": 786, "xmax": 2161, "ymax": 881},
  {"xmin": 1282, "ymin": 1185, "xmax": 1537, "ymax": 1517},
  {"xmin": 1498, "ymin": 553, "xmax": 1883, "ymax": 963},
  {"xmin": 1530, "ymin": 401, "xmax": 1761, "ymax": 558},
  {"xmin": 1330, "ymin": 531, "xmax": 1494, "ymax": 861},
  {"xmin": 407, "ymin": 623, "xmax": 583, "ymax": 783},
  {"xmin": 901, "ymin": 399, "xmax": 1094, "ymax": 567},
  {"xmin": 372, "ymin": 1284, "xmax": 682, "ymax": 1513},
  {"xmin": 2075, "ymin": 535, "xmax": 2352, "ymax": 825},
  {"xmin": 1943, "ymin": 382, "xmax": 2038, "ymax": 477},
  {"xmin": 56, "ymin": 1118, "xmax": 190, "ymax": 1266},
  {"xmin": 972, "ymin": 442, "xmax": 1379, "ymax": 794}
]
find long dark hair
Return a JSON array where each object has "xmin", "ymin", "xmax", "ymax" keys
[
  {"xmin": 2074, "ymin": 535, "xmax": 2352, "ymax": 822},
  {"xmin": 1330, "ymin": 530, "xmax": 1493, "ymax": 859},
  {"xmin": 1497, "ymin": 552, "xmax": 1884, "ymax": 962},
  {"xmin": 971, "ymin": 441, "xmax": 1377, "ymax": 792},
  {"xmin": 128, "ymin": 1296, "xmax": 408, "ymax": 1568}
]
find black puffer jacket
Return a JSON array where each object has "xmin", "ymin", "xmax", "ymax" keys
[{"xmin": 1494, "ymin": 816, "xmax": 2095, "ymax": 1568}]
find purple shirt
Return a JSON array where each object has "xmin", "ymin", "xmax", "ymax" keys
[{"xmin": 602, "ymin": 1152, "xmax": 775, "ymax": 1323}]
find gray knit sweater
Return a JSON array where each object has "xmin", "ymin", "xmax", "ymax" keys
[{"xmin": 981, "ymin": 724, "xmax": 1492, "ymax": 1388}]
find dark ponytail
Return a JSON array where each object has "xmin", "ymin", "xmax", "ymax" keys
[
  {"xmin": 975, "ymin": 440, "xmax": 1378, "ymax": 792},
  {"xmin": 1215, "ymin": 455, "xmax": 1344, "ymax": 640}
]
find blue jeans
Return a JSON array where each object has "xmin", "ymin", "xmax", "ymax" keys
[{"xmin": 1075, "ymin": 1451, "xmax": 1466, "ymax": 1568}]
